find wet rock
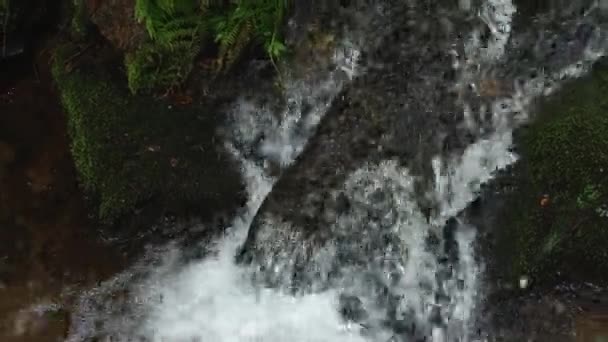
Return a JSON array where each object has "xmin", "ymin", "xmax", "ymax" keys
[
  {"xmin": 25, "ymin": 160, "xmax": 54, "ymax": 194},
  {"xmin": 339, "ymin": 294, "xmax": 367, "ymax": 322},
  {"xmin": 576, "ymin": 310, "xmax": 608, "ymax": 341},
  {"xmin": 11, "ymin": 304, "xmax": 70, "ymax": 339},
  {"xmin": 476, "ymin": 282, "xmax": 608, "ymax": 341},
  {"xmin": 239, "ymin": 1, "xmax": 474, "ymax": 268},
  {"xmin": 335, "ymin": 192, "xmax": 351, "ymax": 214},
  {"xmin": 443, "ymin": 217, "xmax": 459, "ymax": 262}
]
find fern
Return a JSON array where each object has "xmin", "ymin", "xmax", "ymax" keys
[
  {"xmin": 129, "ymin": 0, "xmax": 290, "ymax": 93},
  {"xmin": 135, "ymin": 0, "xmax": 203, "ymax": 47},
  {"xmin": 208, "ymin": 0, "xmax": 290, "ymax": 74},
  {"xmin": 130, "ymin": 0, "xmax": 204, "ymax": 93},
  {"xmin": 215, "ymin": 17, "xmax": 253, "ymax": 74},
  {"xmin": 155, "ymin": 16, "xmax": 203, "ymax": 48},
  {"xmin": 126, "ymin": 42, "xmax": 197, "ymax": 94}
]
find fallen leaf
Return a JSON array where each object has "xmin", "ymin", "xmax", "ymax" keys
[{"xmin": 540, "ymin": 194, "xmax": 550, "ymax": 207}]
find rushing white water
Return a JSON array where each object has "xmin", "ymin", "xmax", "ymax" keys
[
  {"xmin": 64, "ymin": 1, "xmax": 608, "ymax": 342},
  {"xmin": 65, "ymin": 36, "xmax": 364, "ymax": 341},
  {"xmin": 133, "ymin": 158, "xmax": 368, "ymax": 342}
]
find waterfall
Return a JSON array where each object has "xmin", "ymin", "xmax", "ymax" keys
[{"xmin": 65, "ymin": 1, "xmax": 608, "ymax": 341}]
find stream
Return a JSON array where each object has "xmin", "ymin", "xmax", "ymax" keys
[{"xmin": 9, "ymin": 0, "xmax": 607, "ymax": 341}]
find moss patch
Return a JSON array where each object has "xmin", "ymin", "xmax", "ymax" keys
[
  {"xmin": 501, "ymin": 59, "xmax": 608, "ymax": 284},
  {"xmin": 125, "ymin": 41, "xmax": 198, "ymax": 94},
  {"xmin": 52, "ymin": 42, "xmax": 243, "ymax": 223}
]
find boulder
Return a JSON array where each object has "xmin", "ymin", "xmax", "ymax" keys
[{"xmin": 237, "ymin": 1, "xmax": 476, "ymax": 271}]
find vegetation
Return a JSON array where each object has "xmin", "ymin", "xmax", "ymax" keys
[
  {"xmin": 127, "ymin": 0, "xmax": 204, "ymax": 93},
  {"xmin": 135, "ymin": 0, "xmax": 204, "ymax": 48},
  {"xmin": 503, "ymin": 60, "xmax": 608, "ymax": 284},
  {"xmin": 52, "ymin": 43, "xmax": 242, "ymax": 223},
  {"xmin": 70, "ymin": 0, "xmax": 89, "ymax": 38},
  {"xmin": 49, "ymin": 0, "xmax": 291, "ymax": 223},
  {"xmin": 126, "ymin": 0, "xmax": 289, "ymax": 94},
  {"xmin": 208, "ymin": 0, "xmax": 288, "ymax": 75},
  {"xmin": 45, "ymin": 0, "xmax": 296, "ymax": 224},
  {"xmin": 126, "ymin": 40, "xmax": 198, "ymax": 94}
]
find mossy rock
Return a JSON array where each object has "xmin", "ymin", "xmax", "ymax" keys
[
  {"xmin": 501, "ymin": 59, "xmax": 608, "ymax": 284},
  {"xmin": 51, "ymin": 42, "xmax": 243, "ymax": 223}
]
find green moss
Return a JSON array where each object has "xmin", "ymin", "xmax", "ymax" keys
[
  {"xmin": 52, "ymin": 43, "xmax": 241, "ymax": 223},
  {"xmin": 505, "ymin": 60, "xmax": 608, "ymax": 284},
  {"xmin": 525, "ymin": 69, "xmax": 608, "ymax": 203},
  {"xmin": 126, "ymin": 42, "xmax": 197, "ymax": 94}
]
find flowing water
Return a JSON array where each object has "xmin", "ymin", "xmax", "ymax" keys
[{"xmin": 65, "ymin": 1, "xmax": 608, "ymax": 341}]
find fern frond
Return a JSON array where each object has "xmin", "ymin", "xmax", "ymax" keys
[
  {"xmin": 216, "ymin": 17, "xmax": 253, "ymax": 74},
  {"xmin": 129, "ymin": 0, "xmax": 206, "ymax": 93},
  {"xmin": 130, "ymin": 0, "xmax": 290, "ymax": 91},
  {"xmin": 155, "ymin": 15, "xmax": 202, "ymax": 48}
]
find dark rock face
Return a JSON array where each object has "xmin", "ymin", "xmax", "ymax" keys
[
  {"xmin": 85, "ymin": 0, "xmax": 147, "ymax": 51},
  {"xmin": 237, "ymin": 1, "xmax": 480, "ymax": 267}
]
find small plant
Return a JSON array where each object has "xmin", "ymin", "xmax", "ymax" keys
[
  {"xmin": 577, "ymin": 183, "xmax": 601, "ymax": 209},
  {"xmin": 135, "ymin": 0, "xmax": 204, "ymax": 49},
  {"xmin": 130, "ymin": 0, "xmax": 205, "ymax": 93},
  {"xmin": 126, "ymin": 42, "xmax": 197, "ymax": 94},
  {"xmin": 209, "ymin": 0, "xmax": 288, "ymax": 74}
]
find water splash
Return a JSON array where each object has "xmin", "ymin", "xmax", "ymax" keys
[
  {"xmin": 133, "ymin": 158, "xmax": 367, "ymax": 342},
  {"xmin": 64, "ymin": 1, "xmax": 608, "ymax": 341}
]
